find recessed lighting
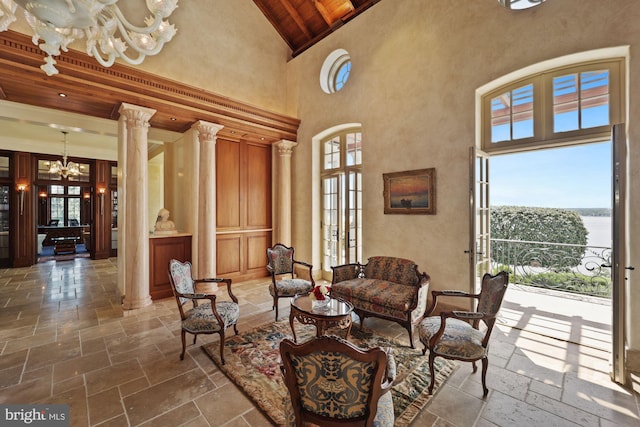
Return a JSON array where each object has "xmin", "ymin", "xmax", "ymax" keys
[
  {"xmin": 170, "ymin": 117, "xmax": 177, "ymax": 121},
  {"xmin": 58, "ymin": 93, "xmax": 67, "ymax": 97}
]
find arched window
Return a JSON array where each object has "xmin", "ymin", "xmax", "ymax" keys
[
  {"xmin": 482, "ymin": 60, "xmax": 623, "ymax": 152},
  {"xmin": 320, "ymin": 49, "xmax": 352, "ymax": 94}
]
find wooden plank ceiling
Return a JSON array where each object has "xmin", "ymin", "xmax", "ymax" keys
[{"xmin": 253, "ymin": 0, "xmax": 382, "ymax": 57}]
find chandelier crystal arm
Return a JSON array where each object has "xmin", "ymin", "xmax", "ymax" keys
[
  {"xmin": 49, "ymin": 131, "xmax": 80, "ymax": 179},
  {"xmin": 0, "ymin": 0, "xmax": 179, "ymax": 76},
  {"xmin": 111, "ymin": 7, "xmax": 163, "ymax": 35}
]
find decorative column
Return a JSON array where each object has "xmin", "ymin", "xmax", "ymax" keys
[
  {"xmin": 194, "ymin": 121, "xmax": 224, "ymax": 278},
  {"xmin": 119, "ymin": 103, "xmax": 156, "ymax": 310},
  {"xmin": 274, "ymin": 140, "xmax": 298, "ymax": 245}
]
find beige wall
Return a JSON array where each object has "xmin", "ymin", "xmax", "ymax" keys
[
  {"xmin": 121, "ymin": 0, "xmax": 291, "ymax": 114},
  {"xmin": 284, "ymin": 0, "xmax": 640, "ymax": 366},
  {"xmin": 148, "ymin": 153, "xmax": 164, "ymax": 232}
]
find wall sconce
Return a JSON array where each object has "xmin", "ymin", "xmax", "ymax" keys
[
  {"xmin": 98, "ymin": 187, "xmax": 106, "ymax": 216},
  {"xmin": 17, "ymin": 184, "xmax": 26, "ymax": 215}
]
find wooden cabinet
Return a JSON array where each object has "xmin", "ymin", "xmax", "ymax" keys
[
  {"xmin": 149, "ymin": 234, "xmax": 192, "ymax": 300},
  {"xmin": 216, "ymin": 139, "xmax": 271, "ymax": 281}
]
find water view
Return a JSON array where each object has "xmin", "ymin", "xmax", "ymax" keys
[{"xmin": 582, "ymin": 215, "xmax": 611, "ymax": 248}]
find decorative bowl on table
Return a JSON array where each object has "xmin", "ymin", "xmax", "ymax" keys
[{"xmin": 310, "ymin": 284, "xmax": 330, "ymax": 310}]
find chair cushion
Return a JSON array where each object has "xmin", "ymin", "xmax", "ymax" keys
[
  {"xmin": 182, "ymin": 301, "xmax": 239, "ymax": 333},
  {"xmin": 269, "ymin": 278, "xmax": 313, "ymax": 297},
  {"xmin": 418, "ymin": 316, "xmax": 487, "ymax": 360},
  {"xmin": 331, "ymin": 279, "xmax": 416, "ymax": 312}
]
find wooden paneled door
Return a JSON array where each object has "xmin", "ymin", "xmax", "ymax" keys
[{"xmin": 216, "ymin": 139, "xmax": 272, "ymax": 281}]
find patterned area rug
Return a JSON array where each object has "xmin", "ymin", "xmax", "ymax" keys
[{"xmin": 202, "ymin": 320, "xmax": 456, "ymax": 426}]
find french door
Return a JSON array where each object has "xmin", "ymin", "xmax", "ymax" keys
[
  {"xmin": 469, "ymin": 147, "xmax": 491, "ymax": 293},
  {"xmin": 321, "ymin": 170, "xmax": 362, "ymax": 279},
  {"xmin": 472, "ymin": 124, "xmax": 628, "ymax": 384},
  {"xmin": 611, "ymin": 123, "xmax": 628, "ymax": 384}
]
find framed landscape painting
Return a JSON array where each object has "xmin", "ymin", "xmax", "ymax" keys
[{"xmin": 383, "ymin": 168, "xmax": 436, "ymax": 214}]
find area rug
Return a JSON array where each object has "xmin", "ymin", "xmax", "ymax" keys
[{"xmin": 202, "ymin": 320, "xmax": 456, "ymax": 426}]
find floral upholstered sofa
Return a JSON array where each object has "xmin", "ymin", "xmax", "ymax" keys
[{"xmin": 331, "ymin": 256, "xmax": 430, "ymax": 348}]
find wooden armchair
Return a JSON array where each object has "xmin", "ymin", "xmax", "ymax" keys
[
  {"xmin": 280, "ymin": 335, "xmax": 395, "ymax": 427},
  {"xmin": 168, "ymin": 259, "xmax": 239, "ymax": 364},
  {"xmin": 266, "ymin": 243, "xmax": 315, "ymax": 320},
  {"xmin": 418, "ymin": 271, "xmax": 509, "ymax": 396}
]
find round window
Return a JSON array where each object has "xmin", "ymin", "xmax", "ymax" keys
[{"xmin": 320, "ymin": 49, "xmax": 352, "ymax": 94}]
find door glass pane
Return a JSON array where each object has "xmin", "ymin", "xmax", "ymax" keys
[
  {"xmin": 322, "ymin": 177, "xmax": 339, "ymax": 270},
  {"xmin": 347, "ymin": 171, "xmax": 362, "ymax": 263}
]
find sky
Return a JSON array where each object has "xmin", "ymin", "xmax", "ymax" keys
[{"xmin": 490, "ymin": 141, "xmax": 612, "ymax": 209}]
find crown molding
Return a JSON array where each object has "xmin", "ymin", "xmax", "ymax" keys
[{"xmin": 0, "ymin": 30, "xmax": 299, "ymax": 144}]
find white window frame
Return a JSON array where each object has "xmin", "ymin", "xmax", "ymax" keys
[{"xmin": 320, "ymin": 128, "xmax": 363, "ymax": 275}]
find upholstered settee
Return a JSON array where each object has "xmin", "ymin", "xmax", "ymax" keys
[{"xmin": 331, "ymin": 256, "xmax": 430, "ymax": 348}]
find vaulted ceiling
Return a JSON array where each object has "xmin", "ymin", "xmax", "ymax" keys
[{"xmin": 253, "ymin": 0, "xmax": 382, "ymax": 57}]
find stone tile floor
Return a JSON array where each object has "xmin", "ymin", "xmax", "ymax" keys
[{"xmin": 0, "ymin": 257, "xmax": 638, "ymax": 426}]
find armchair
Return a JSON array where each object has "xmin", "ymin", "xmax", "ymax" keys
[
  {"xmin": 266, "ymin": 243, "xmax": 315, "ymax": 320},
  {"xmin": 168, "ymin": 259, "xmax": 240, "ymax": 364},
  {"xmin": 418, "ymin": 271, "xmax": 509, "ymax": 396},
  {"xmin": 280, "ymin": 335, "xmax": 395, "ymax": 427}
]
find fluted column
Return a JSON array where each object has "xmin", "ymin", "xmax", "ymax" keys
[
  {"xmin": 274, "ymin": 140, "xmax": 298, "ymax": 245},
  {"xmin": 119, "ymin": 103, "xmax": 156, "ymax": 310},
  {"xmin": 194, "ymin": 121, "xmax": 224, "ymax": 278}
]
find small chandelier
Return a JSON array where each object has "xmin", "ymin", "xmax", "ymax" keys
[
  {"xmin": 49, "ymin": 131, "xmax": 80, "ymax": 178},
  {"xmin": 0, "ymin": 0, "xmax": 178, "ymax": 76}
]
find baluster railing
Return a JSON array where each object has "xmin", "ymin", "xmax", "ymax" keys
[{"xmin": 491, "ymin": 239, "xmax": 612, "ymax": 297}]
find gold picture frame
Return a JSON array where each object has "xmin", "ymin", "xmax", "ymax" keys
[{"xmin": 383, "ymin": 168, "xmax": 436, "ymax": 215}]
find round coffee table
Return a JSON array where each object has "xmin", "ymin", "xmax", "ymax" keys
[{"xmin": 289, "ymin": 293, "xmax": 354, "ymax": 342}]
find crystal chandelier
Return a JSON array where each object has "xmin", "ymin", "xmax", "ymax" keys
[
  {"xmin": 0, "ymin": 0, "xmax": 178, "ymax": 76},
  {"xmin": 49, "ymin": 131, "xmax": 80, "ymax": 178}
]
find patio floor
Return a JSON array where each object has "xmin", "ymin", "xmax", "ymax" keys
[{"xmin": 500, "ymin": 283, "xmax": 612, "ymax": 351}]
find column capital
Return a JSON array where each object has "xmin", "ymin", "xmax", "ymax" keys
[
  {"xmin": 275, "ymin": 139, "xmax": 298, "ymax": 156},
  {"xmin": 192, "ymin": 120, "xmax": 224, "ymax": 142},
  {"xmin": 118, "ymin": 103, "xmax": 156, "ymax": 129}
]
